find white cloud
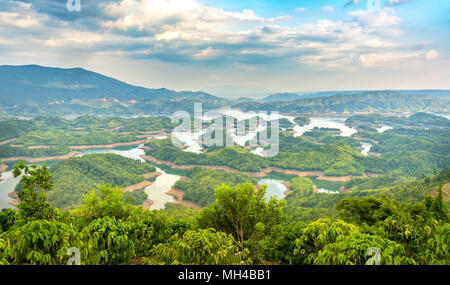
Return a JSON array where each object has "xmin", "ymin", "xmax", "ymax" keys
[
  {"xmin": 425, "ymin": 49, "xmax": 439, "ymax": 60},
  {"xmin": 348, "ymin": 9, "xmax": 401, "ymax": 27},
  {"xmin": 0, "ymin": 0, "xmax": 442, "ymax": 83},
  {"xmin": 322, "ymin": 6, "xmax": 336, "ymax": 12},
  {"xmin": 102, "ymin": 0, "xmax": 290, "ymax": 36},
  {"xmin": 192, "ymin": 47, "xmax": 221, "ymax": 60},
  {"xmin": 345, "ymin": 0, "xmax": 361, "ymax": 7},
  {"xmin": 359, "ymin": 52, "xmax": 420, "ymax": 67},
  {"xmin": 387, "ymin": 0, "xmax": 412, "ymax": 6}
]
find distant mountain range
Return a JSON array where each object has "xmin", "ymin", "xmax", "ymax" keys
[
  {"xmin": 0, "ymin": 65, "xmax": 227, "ymax": 116},
  {"xmin": 234, "ymin": 91, "xmax": 450, "ymax": 114},
  {"xmin": 260, "ymin": 93, "xmax": 303, "ymax": 103},
  {"xmin": 0, "ymin": 65, "xmax": 449, "ymax": 117},
  {"xmin": 260, "ymin": 90, "xmax": 450, "ymax": 103}
]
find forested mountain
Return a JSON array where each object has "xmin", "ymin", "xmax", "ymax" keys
[
  {"xmin": 46, "ymin": 154, "xmax": 156, "ymax": 210},
  {"xmin": 233, "ymin": 91, "xmax": 450, "ymax": 113},
  {"xmin": 347, "ymin": 112, "xmax": 450, "ymax": 128},
  {"xmin": 0, "ymin": 163, "xmax": 448, "ymax": 265},
  {"xmin": 261, "ymin": 93, "xmax": 303, "ymax": 103},
  {"xmin": 1, "ymin": 65, "xmax": 449, "ymax": 117},
  {"xmin": 0, "ymin": 65, "xmax": 227, "ymax": 116}
]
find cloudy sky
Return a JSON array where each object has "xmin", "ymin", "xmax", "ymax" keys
[{"xmin": 0, "ymin": 0, "xmax": 449, "ymax": 97}]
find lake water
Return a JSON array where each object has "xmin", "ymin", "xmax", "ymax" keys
[
  {"xmin": 144, "ymin": 167, "xmax": 179, "ymax": 210},
  {"xmin": 0, "ymin": 171, "xmax": 19, "ymax": 209},
  {"xmin": 317, "ymin": 188, "xmax": 339, "ymax": 194},
  {"xmin": 0, "ymin": 146, "xmax": 181, "ymax": 210},
  {"xmin": 174, "ymin": 112, "xmax": 359, "ymax": 155},
  {"xmin": 292, "ymin": 117, "xmax": 357, "ymax": 137},
  {"xmin": 360, "ymin": 142, "xmax": 372, "ymax": 156},
  {"xmin": 377, "ymin": 125, "xmax": 393, "ymax": 133},
  {"xmin": 258, "ymin": 178, "xmax": 287, "ymax": 200}
]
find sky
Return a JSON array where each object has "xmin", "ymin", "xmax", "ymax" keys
[{"xmin": 0, "ymin": 0, "xmax": 449, "ymax": 98}]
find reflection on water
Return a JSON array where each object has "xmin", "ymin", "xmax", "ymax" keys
[
  {"xmin": 258, "ymin": 178, "xmax": 286, "ymax": 200},
  {"xmin": 377, "ymin": 125, "xmax": 393, "ymax": 133},
  {"xmin": 0, "ymin": 146, "xmax": 181, "ymax": 210},
  {"xmin": 317, "ymin": 188, "xmax": 339, "ymax": 194},
  {"xmin": 292, "ymin": 117, "xmax": 357, "ymax": 137},
  {"xmin": 144, "ymin": 167, "xmax": 181, "ymax": 210},
  {"xmin": 0, "ymin": 171, "xmax": 19, "ymax": 209},
  {"xmin": 76, "ymin": 145, "xmax": 146, "ymax": 161},
  {"xmin": 171, "ymin": 131, "xmax": 205, "ymax": 153},
  {"xmin": 361, "ymin": 142, "xmax": 372, "ymax": 156}
]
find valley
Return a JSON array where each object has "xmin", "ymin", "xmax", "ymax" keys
[{"xmin": 0, "ymin": 66, "xmax": 449, "ymax": 266}]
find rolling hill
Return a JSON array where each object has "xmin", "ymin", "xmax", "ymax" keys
[
  {"xmin": 0, "ymin": 65, "xmax": 227, "ymax": 116},
  {"xmin": 233, "ymin": 91, "xmax": 450, "ymax": 114}
]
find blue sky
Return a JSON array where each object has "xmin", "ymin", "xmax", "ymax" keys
[{"xmin": 0, "ymin": 0, "xmax": 449, "ymax": 97}]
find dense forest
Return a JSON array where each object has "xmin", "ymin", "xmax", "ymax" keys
[
  {"xmin": 0, "ymin": 116, "xmax": 175, "ymax": 157},
  {"xmin": 233, "ymin": 91, "xmax": 450, "ymax": 113},
  {"xmin": 0, "ymin": 162, "xmax": 448, "ymax": 265},
  {"xmin": 146, "ymin": 120, "xmax": 449, "ymax": 177},
  {"xmin": 173, "ymin": 167, "xmax": 258, "ymax": 207},
  {"xmin": 0, "ymin": 112, "xmax": 449, "ymax": 266},
  {"xmin": 43, "ymin": 154, "xmax": 156, "ymax": 210}
]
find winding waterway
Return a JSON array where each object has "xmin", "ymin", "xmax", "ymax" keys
[
  {"xmin": 0, "ymin": 170, "xmax": 19, "ymax": 209},
  {"xmin": 292, "ymin": 117, "xmax": 357, "ymax": 137},
  {"xmin": 0, "ymin": 146, "xmax": 181, "ymax": 210},
  {"xmin": 258, "ymin": 178, "xmax": 287, "ymax": 200},
  {"xmin": 144, "ymin": 167, "xmax": 179, "ymax": 210}
]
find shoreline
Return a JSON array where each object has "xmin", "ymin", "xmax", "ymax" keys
[
  {"xmin": 69, "ymin": 139, "xmax": 152, "ymax": 150},
  {"xmin": 140, "ymin": 154, "xmax": 365, "ymax": 182},
  {"xmin": 142, "ymin": 199, "xmax": 154, "ymax": 210},
  {"xmin": 282, "ymin": 182, "xmax": 290, "ymax": 195},
  {"xmin": 0, "ymin": 151, "xmax": 82, "ymax": 163},
  {"xmin": 165, "ymin": 187, "xmax": 202, "ymax": 210},
  {"xmin": 123, "ymin": 181, "xmax": 153, "ymax": 192},
  {"xmin": 0, "ymin": 138, "xmax": 17, "ymax": 145},
  {"xmin": 0, "ymin": 164, "xmax": 7, "ymax": 181},
  {"xmin": 8, "ymin": 191, "xmax": 19, "ymax": 207},
  {"xmin": 122, "ymin": 171, "xmax": 162, "ymax": 192}
]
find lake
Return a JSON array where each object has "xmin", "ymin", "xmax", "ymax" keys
[
  {"xmin": 258, "ymin": 178, "xmax": 287, "ymax": 200},
  {"xmin": 0, "ymin": 146, "xmax": 181, "ymax": 210}
]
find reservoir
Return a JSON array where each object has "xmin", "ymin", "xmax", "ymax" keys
[
  {"xmin": 0, "ymin": 146, "xmax": 181, "ymax": 210},
  {"xmin": 258, "ymin": 178, "xmax": 287, "ymax": 200}
]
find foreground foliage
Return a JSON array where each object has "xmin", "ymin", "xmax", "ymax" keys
[{"xmin": 0, "ymin": 163, "xmax": 448, "ymax": 265}]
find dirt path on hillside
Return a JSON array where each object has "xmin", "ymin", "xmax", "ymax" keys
[
  {"xmin": 353, "ymin": 137, "xmax": 379, "ymax": 144},
  {"xmin": 140, "ymin": 154, "xmax": 363, "ymax": 182},
  {"xmin": 69, "ymin": 139, "xmax": 152, "ymax": 150},
  {"xmin": 122, "ymin": 172, "xmax": 162, "ymax": 192},
  {"xmin": 165, "ymin": 188, "xmax": 202, "ymax": 210},
  {"xmin": 8, "ymin": 191, "xmax": 19, "ymax": 206},
  {"xmin": 143, "ymin": 171, "xmax": 162, "ymax": 179},
  {"xmin": 430, "ymin": 183, "xmax": 450, "ymax": 202},
  {"xmin": 0, "ymin": 165, "xmax": 6, "ymax": 181},
  {"xmin": 0, "ymin": 151, "xmax": 81, "ymax": 163},
  {"xmin": 123, "ymin": 181, "xmax": 153, "ymax": 192},
  {"xmin": 28, "ymin": 145, "xmax": 51, "ymax": 149},
  {"xmin": 0, "ymin": 138, "xmax": 17, "ymax": 145},
  {"xmin": 142, "ymin": 199, "xmax": 154, "ymax": 210},
  {"xmin": 282, "ymin": 182, "xmax": 291, "ymax": 195}
]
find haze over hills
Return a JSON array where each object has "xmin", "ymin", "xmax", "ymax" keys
[
  {"xmin": 234, "ymin": 91, "xmax": 450, "ymax": 114},
  {"xmin": 261, "ymin": 93, "xmax": 303, "ymax": 103},
  {"xmin": 260, "ymin": 90, "xmax": 450, "ymax": 103},
  {"xmin": 0, "ymin": 65, "xmax": 449, "ymax": 117},
  {"xmin": 0, "ymin": 65, "xmax": 227, "ymax": 116}
]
